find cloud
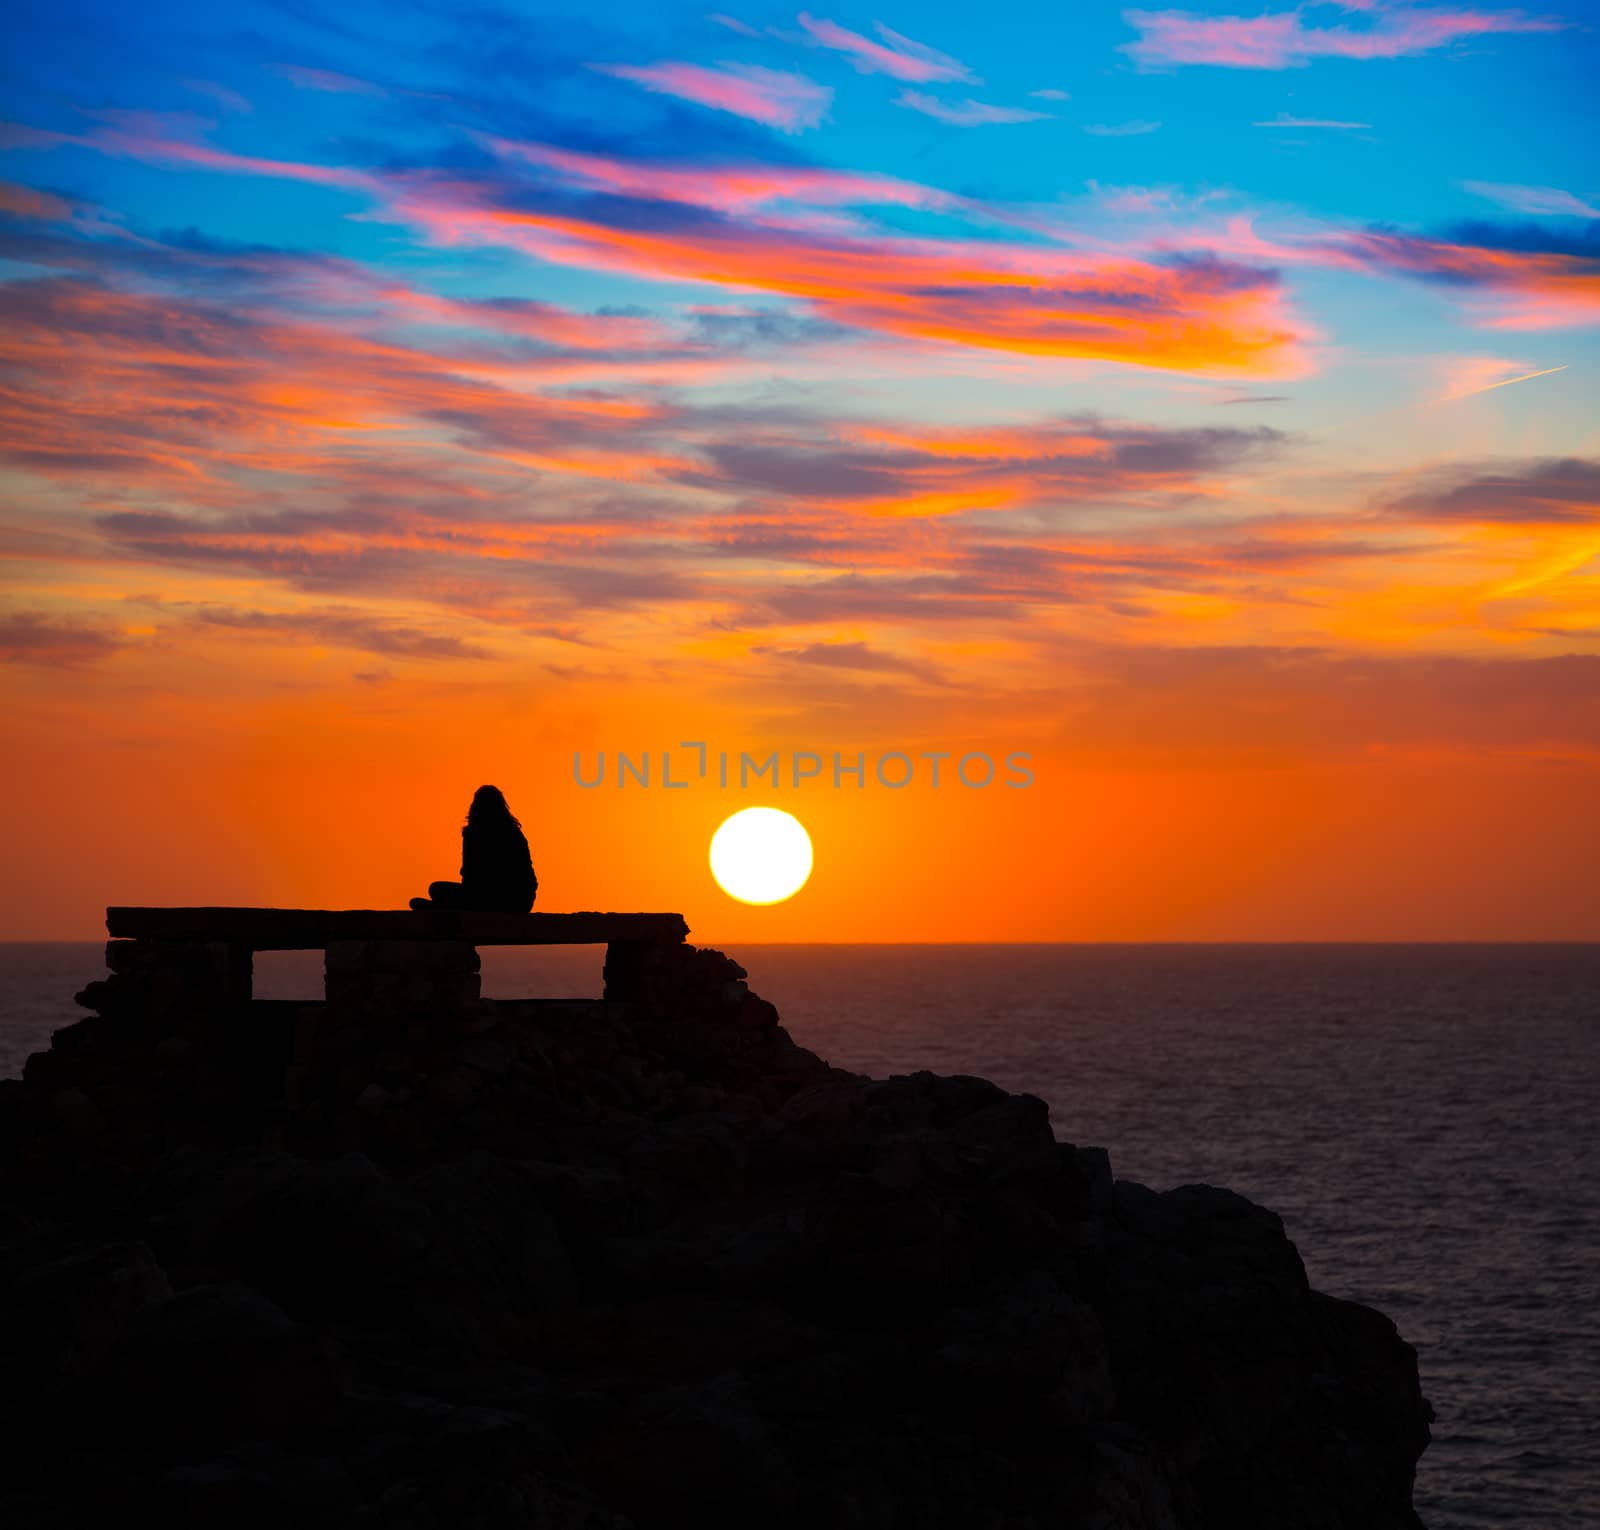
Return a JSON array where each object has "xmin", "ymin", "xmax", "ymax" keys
[
  {"xmin": 674, "ymin": 415, "xmax": 1286, "ymax": 516},
  {"xmin": 12, "ymin": 110, "xmax": 1311, "ymax": 375},
  {"xmin": 749, "ymin": 571, "xmax": 1012, "ymax": 625},
  {"xmin": 276, "ymin": 64, "xmax": 387, "ymax": 96},
  {"xmin": 1030, "ymin": 88, "xmax": 1071, "ymax": 101},
  {"xmin": 595, "ymin": 60, "xmax": 832, "ymax": 131},
  {"xmin": 0, "ymin": 265, "xmax": 712, "ymax": 502},
  {"xmin": 1462, "ymin": 181, "xmax": 1600, "ymax": 219},
  {"xmin": 753, "ymin": 639, "xmax": 944, "ymax": 682},
  {"xmin": 179, "ymin": 78, "xmax": 252, "ymax": 114},
  {"xmin": 6, "ymin": 111, "xmax": 374, "ymax": 192},
  {"xmin": 1384, "ymin": 457, "xmax": 1600, "ymax": 524},
  {"xmin": 483, "ymin": 136, "xmax": 959, "ymax": 215},
  {"xmin": 0, "ymin": 611, "xmax": 124, "ymax": 665},
  {"xmin": 0, "ymin": 180, "xmax": 76, "ymax": 221},
  {"xmin": 171, "ymin": 601, "xmax": 500, "ymax": 660},
  {"xmin": 1084, "ymin": 120, "xmax": 1163, "ymax": 136},
  {"xmin": 1431, "ymin": 356, "xmax": 1566, "ymax": 401},
  {"xmin": 1323, "ymin": 220, "xmax": 1600, "ymax": 328},
  {"xmin": 98, "ymin": 505, "xmax": 701, "ymax": 621},
  {"xmin": 1253, "ymin": 113, "xmax": 1372, "ymax": 128},
  {"xmin": 1122, "ymin": 2, "xmax": 1560, "ymax": 70},
  {"xmin": 895, "ymin": 92, "xmax": 1053, "ymax": 126},
  {"xmin": 387, "ymin": 156, "xmax": 1306, "ymax": 374},
  {"xmin": 796, "ymin": 14, "xmax": 975, "ymax": 82}
]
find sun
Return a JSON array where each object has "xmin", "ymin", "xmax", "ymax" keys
[{"xmin": 709, "ymin": 807, "xmax": 813, "ymax": 905}]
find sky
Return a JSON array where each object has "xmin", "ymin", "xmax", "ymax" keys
[{"xmin": 1, "ymin": 0, "xmax": 1597, "ymax": 941}]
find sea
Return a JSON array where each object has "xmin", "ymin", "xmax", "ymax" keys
[{"xmin": 2, "ymin": 941, "xmax": 1595, "ymax": 1530}]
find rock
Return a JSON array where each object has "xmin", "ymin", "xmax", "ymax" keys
[
  {"xmin": 585, "ymin": 1373, "xmax": 797, "ymax": 1527},
  {"xmin": 0, "ymin": 932, "xmax": 1431, "ymax": 1529},
  {"xmin": 47, "ymin": 1088, "xmax": 108, "ymax": 1146},
  {"xmin": 82, "ymin": 1281, "xmax": 347, "ymax": 1451}
]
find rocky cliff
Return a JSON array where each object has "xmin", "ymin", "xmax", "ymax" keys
[{"xmin": 0, "ymin": 937, "xmax": 1431, "ymax": 1528}]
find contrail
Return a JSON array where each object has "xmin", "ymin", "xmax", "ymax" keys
[
  {"xmin": 1438, "ymin": 364, "xmax": 1568, "ymax": 404},
  {"xmin": 1328, "ymin": 363, "xmax": 1568, "ymax": 432}
]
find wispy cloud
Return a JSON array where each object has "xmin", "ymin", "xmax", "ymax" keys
[
  {"xmin": 1030, "ymin": 87, "xmax": 1071, "ymax": 100},
  {"xmin": 674, "ymin": 415, "xmax": 1286, "ymax": 517},
  {"xmin": 0, "ymin": 611, "xmax": 125, "ymax": 665},
  {"xmin": 482, "ymin": 137, "xmax": 959, "ymax": 214},
  {"xmin": 165, "ymin": 601, "xmax": 500, "ymax": 659},
  {"xmin": 1084, "ymin": 119, "xmax": 1162, "ymax": 136},
  {"xmin": 0, "ymin": 180, "xmax": 76, "ymax": 220},
  {"xmin": 753, "ymin": 639, "xmax": 945, "ymax": 683},
  {"xmin": 1462, "ymin": 181, "xmax": 1600, "ymax": 218},
  {"xmin": 895, "ymin": 91, "xmax": 1053, "ymax": 125},
  {"xmin": 1321, "ymin": 221, "xmax": 1600, "ymax": 328},
  {"xmin": 596, "ymin": 60, "xmax": 832, "ymax": 131},
  {"xmin": 392, "ymin": 167, "xmax": 1306, "ymax": 373},
  {"xmin": 797, "ymin": 13, "xmax": 975, "ymax": 82},
  {"xmin": 1432, "ymin": 358, "xmax": 1567, "ymax": 402},
  {"xmin": 1384, "ymin": 457, "xmax": 1600, "ymax": 524},
  {"xmin": 3, "ymin": 111, "xmax": 374, "ymax": 191},
  {"xmin": 1253, "ymin": 112, "xmax": 1372, "ymax": 128},
  {"xmin": 179, "ymin": 78, "xmax": 252, "ymax": 114},
  {"xmin": 1122, "ymin": 2, "xmax": 1560, "ymax": 70},
  {"xmin": 276, "ymin": 64, "xmax": 387, "ymax": 96}
]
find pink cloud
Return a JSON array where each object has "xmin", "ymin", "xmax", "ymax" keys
[
  {"xmin": 484, "ymin": 137, "xmax": 959, "ymax": 215},
  {"xmin": 277, "ymin": 64, "xmax": 388, "ymax": 96},
  {"xmin": 1084, "ymin": 119, "xmax": 1163, "ymax": 136},
  {"xmin": 1122, "ymin": 2, "xmax": 1560, "ymax": 69},
  {"xmin": 1462, "ymin": 181, "xmax": 1600, "ymax": 218},
  {"xmin": 596, "ymin": 60, "xmax": 831, "ymax": 131},
  {"xmin": 895, "ymin": 92, "xmax": 1053, "ymax": 126},
  {"xmin": 179, "ymin": 78, "xmax": 253, "ymax": 114},
  {"xmin": 1253, "ymin": 113, "xmax": 1372, "ymax": 128},
  {"xmin": 4, "ymin": 112, "xmax": 373, "ymax": 191},
  {"xmin": 0, "ymin": 180, "xmax": 76, "ymax": 220},
  {"xmin": 1322, "ymin": 228, "xmax": 1600, "ymax": 329},
  {"xmin": 797, "ymin": 13, "xmax": 975, "ymax": 82},
  {"xmin": 1134, "ymin": 209, "xmax": 1600, "ymax": 330}
]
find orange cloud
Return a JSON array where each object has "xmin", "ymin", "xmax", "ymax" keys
[
  {"xmin": 393, "ymin": 187, "xmax": 1305, "ymax": 375},
  {"xmin": 9, "ymin": 115, "xmax": 1309, "ymax": 375}
]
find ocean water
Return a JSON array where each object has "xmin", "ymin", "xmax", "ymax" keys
[{"xmin": 3, "ymin": 941, "xmax": 1595, "ymax": 1529}]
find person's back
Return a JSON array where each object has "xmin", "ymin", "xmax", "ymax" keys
[
  {"xmin": 411, "ymin": 785, "xmax": 537, "ymax": 913},
  {"xmin": 460, "ymin": 811, "xmax": 536, "ymax": 912}
]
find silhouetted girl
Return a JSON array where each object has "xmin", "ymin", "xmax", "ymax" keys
[{"xmin": 410, "ymin": 785, "xmax": 537, "ymax": 913}]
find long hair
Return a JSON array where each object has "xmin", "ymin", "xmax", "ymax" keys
[{"xmin": 466, "ymin": 784, "xmax": 521, "ymax": 831}]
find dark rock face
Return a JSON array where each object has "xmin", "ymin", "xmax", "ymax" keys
[{"xmin": 0, "ymin": 940, "xmax": 1431, "ymax": 1529}]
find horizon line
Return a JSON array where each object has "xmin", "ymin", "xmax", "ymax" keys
[{"xmin": 4, "ymin": 937, "xmax": 1598, "ymax": 948}]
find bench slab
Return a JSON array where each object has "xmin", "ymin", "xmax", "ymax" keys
[{"xmin": 106, "ymin": 907, "xmax": 689, "ymax": 949}]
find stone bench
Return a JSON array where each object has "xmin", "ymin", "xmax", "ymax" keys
[
  {"xmin": 106, "ymin": 907, "xmax": 689, "ymax": 948},
  {"xmin": 80, "ymin": 907, "xmax": 691, "ymax": 1022}
]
